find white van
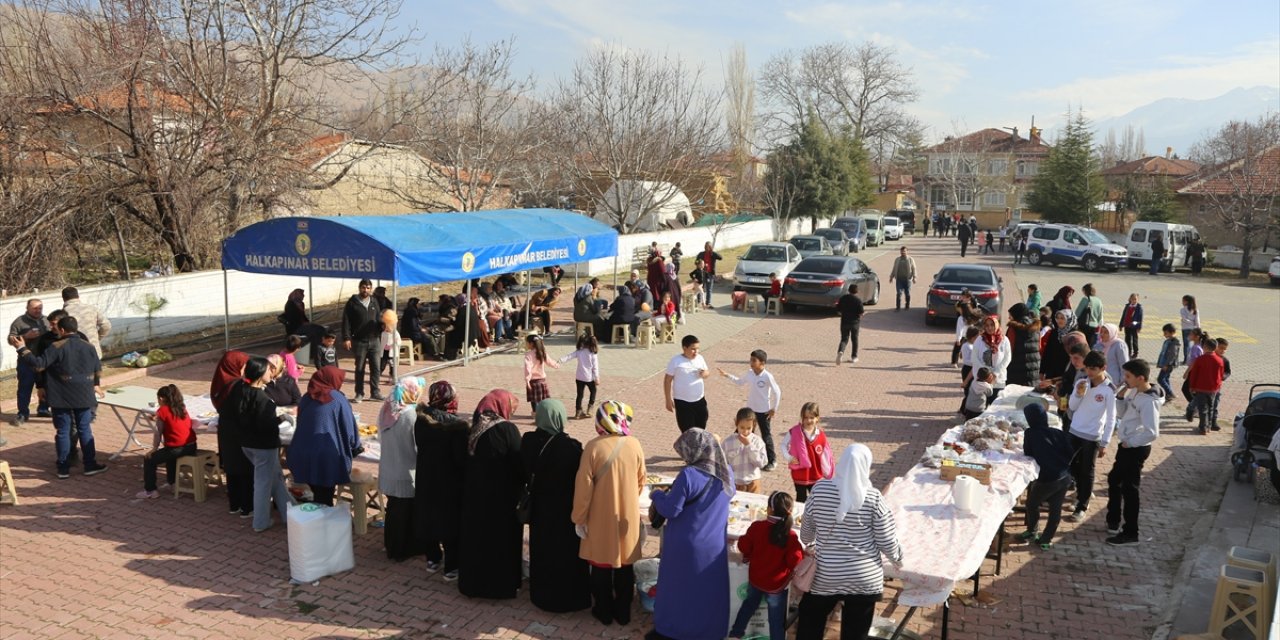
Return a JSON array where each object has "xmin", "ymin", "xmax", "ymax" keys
[{"xmin": 1125, "ymin": 222, "xmax": 1200, "ymax": 272}]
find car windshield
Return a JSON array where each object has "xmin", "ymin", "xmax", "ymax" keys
[
  {"xmin": 816, "ymin": 229, "xmax": 842, "ymax": 239},
  {"xmin": 884, "ymin": 217, "xmax": 899, "ymax": 226},
  {"xmin": 795, "ymin": 258, "xmax": 845, "ymax": 275},
  {"xmin": 936, "ymin": 268, "xmax": 995, "ymax": 286},
  {"xmin": 1079, "ymin": 228, "xmax": 1110, "ymax": 244},
  {"xmin": 792, "ymin": 238, "xmax": 821, "ymax": 250},
  {"xmin": 864, "ymin": 219, "xmax": 880, "ymax": 229},
  {"xmin": 743, "ymin": 246, "xmax": 788, "ymax": 262}
]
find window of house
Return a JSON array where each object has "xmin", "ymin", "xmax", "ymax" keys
[
  {"xmin": 988, "ymin": 159, "xmax": 1008, "ymax": 175},
  {"xmin": 957, "ymin": 188, "xmax": 974, "ymax": 206},
  {"xmin": 1018, "ymin": 190, "xmax": 1032, "ymax": 208},
  {"xmin": 933, "ymin": 158, "xmax": 953, "ymax": 174},
  {"xmin": 960, "ymin": 160, "xmax": 977, "ymax": 175},
  {"xmin": 1017, "ymin": 161, "xmax": 1039, "ymax": 176},
  {"xmin": 929, "ymin": 185, "xmax": 948, "ymax": 206},
  {"xmin": 983, "ymin": 191, "xmax": 1007, "ymax": 207}
]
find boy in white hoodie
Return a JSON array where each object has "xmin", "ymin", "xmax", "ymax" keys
[
  {"xmin": 1065, "ymin": 350, "xmax": 1117, "ymax": 522},
  {"xmin": 1105, "ymin": 359, "xmax": 1163, "ymax": 546}
]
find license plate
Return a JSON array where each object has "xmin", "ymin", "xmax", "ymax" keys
[{"xmin": 949, "ymin": 294, "xmax": 962, "ymax": 301}]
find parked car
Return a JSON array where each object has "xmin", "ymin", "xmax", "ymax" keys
[
  {"xmin": 813, "ymin": 227, "xmax": 850, "ymax": 256},
  {"xmin": 1025, "ymin": 223, "xmax": 1128, "ymax": 271},
  {"xmin": 1124, "ymin": 222, "xmax": 1200, "ymax": 272},
  {"xmin": 889, "ymin": 209, "xmax": 916, "ymax": 234},
  {"xmin": 789, "ymin": 235, "xmax": 834, "ymax": 258},
  {"xmin": 733, "ymin": 242, "xmax": 803, "ymax": 295},
  {"xmin": 860, "ymin": 212, "xmax": 885, "ymax": 246},
  {"xmin": 831, "ymin": 217, "xmax": 868, "ymax": 253},
  {"xmin": 1270, "ymin": 255, "xmax": 1280, "ymax": 286},
  {"xmin": 924, "ymin": 263, "xmax": 1003, "ymax": 326},
  {"xmin": 782, "ymin": 256, "xmax": 880, "ymax": 311},
  {"xmin": 882, "ymin": 215, "xmax": 904, "ymax": 240}
]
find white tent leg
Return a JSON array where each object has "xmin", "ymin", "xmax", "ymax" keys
[
  {"xmin": 391, "ymin": 282, "xmax": 398, "ymax": 380},
  {"xmin": 463, "ymin": 280, "xmax": 472, "ymax": 365},
  {"xmin": 223, "ymin": 269, "xmax": 230, "ymax": 352}
]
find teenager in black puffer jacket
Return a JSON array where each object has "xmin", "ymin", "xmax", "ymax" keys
[{"xmin": 1005, "ymin": 303, "xmax": 1042, "ymax": 386}]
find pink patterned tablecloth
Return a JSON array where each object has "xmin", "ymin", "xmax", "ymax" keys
[{"xmin": 882, "ymin": 389, "xmax": 1043, "ymax": 607}]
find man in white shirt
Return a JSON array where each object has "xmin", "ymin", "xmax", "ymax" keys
[
  {"xmin": 664, "ymin": 335, "xmax": 710, "ymax": 432},
  {"xmin": 1065, "ymin": 350, "xmax": 1117, "ymax": 522},
  {"xmin": 717, "ymin": 349, "xmax": 783, "ymax": 470},
  {"xmin": 1106, "ymin": 359, "xmax": 1163, "ymax": 546}
]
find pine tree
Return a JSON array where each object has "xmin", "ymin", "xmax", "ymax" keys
[{"xmin": 1028, "ymin": 109, "xmax": 1106, "ymax": 225}]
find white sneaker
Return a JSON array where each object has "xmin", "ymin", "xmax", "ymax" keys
[{"xmin": 852, "ymin": 357, "xmax": 860, "ymax": 364}]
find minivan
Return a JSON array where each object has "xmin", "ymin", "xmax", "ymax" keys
[
  {"xmin": 859, "ymin": 212, "xmax": 885, "ymax": 246},
  {"xmin": 1025, "ymin": 223, "xmax": 1128, "ymax": 271},
  {"xmin": 830, "ymin": 217, "xmax": 868, "ymax": 253},
  {"xmin": 1124, "ymin": 222, "xmax": 1200, "ymax": 272}
]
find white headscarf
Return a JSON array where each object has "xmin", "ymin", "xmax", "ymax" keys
[{"xmin": 835, "ymin": 444, "xmax": 874, "ymax": 523}]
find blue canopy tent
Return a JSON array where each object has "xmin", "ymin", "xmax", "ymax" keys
[{"xmin": 220, "ymin": 209, "xmax": 619, "ymax": 364}]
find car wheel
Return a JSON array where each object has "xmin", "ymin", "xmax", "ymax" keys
[
  {"xmin": 1027, "ymin": 249, "xmax": 1043, "ymax": 265},
  {"xmin": 1082, "ymin": 255, "xmax": 1100, "ymax": 272}
]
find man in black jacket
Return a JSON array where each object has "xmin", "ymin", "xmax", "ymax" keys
[
  {"xmin": 957, "ymin": 222, "xmax": 972, "ymax": 257},
  {"xmin": 835, "ymin": 284, "xmax": 865, "ymax": 365},
  {"xmin": 11, "ymin": 316, "xmax": 107, "ymax": 479},
  {"xmin": 341, "ymin": 279, "xmax": 384, "ymax": 402}
]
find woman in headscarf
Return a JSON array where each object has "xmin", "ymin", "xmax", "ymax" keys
[
  {"xmin": 967, "ymin": 314, "xmax": 1012, "ymax": 404},
  {"xmin": 663, "ymin": 261, "xmax": 682, "ymax": 323},
  {"xmin": 521, "ymin": 399, "xmax": 591, "ymax": 613},
  {"xmin": 281, "ymin": 288, "xmax": 308, "ymax": 336},
  {"xmin": 646, "ymin": 251, "xmax": 667, "ymax": 302},
  {"xmin": 414, "ymin": 381, "xmax": 470, "ymax": 579},
  {"xmin": 399, "ymin": 297, "xmax": 426, "ymax": 352},
  {"xmin": 263, "ymin": 354, "xmax": 301, "ymax": 408},
  {"xmin": 1095, "ymin": 322, "xmax": 1129, "ymax": 384},
  {"xmin": 1005, "ymin": 303, "xmax": 1042, "ymax": 387},
  {"xmin": 210, "ymin": 351, "xmax": 249, "ymax": 411},
  {"xmin": 1039, "ymin": 309, "xmax": 1077, "ymax": 383},
  {"xmin": 213, "ymin": 351, "xmax": 253, "ymax": 516},
  {"xmin": 1046, "ymin": 285, "xmax": 1075, "ymax": 315},
  {"xmin": 572, "ymin": 400, "xmax": 647, "ymax": 626},
  {"xmin": 289, "ymin": 366, "xmax": 362, "ymax": 507},
  {"xmin": 649, "ymin": 428, "xmax": 734, "ymax": 640},
  {"xmin": 796, "ymin": 444, "xmax": 903, "ymax": 640},
  {"xmin": 235, "ymin": 356, "xmax": 294, "ymax": 531},
  {"xmin": 457, "ymin": 389, "xmax": 525, "ymax": 599},
  {"xmin": 378, "ymin": 376, "xmax": 426, "ymax": 561}
]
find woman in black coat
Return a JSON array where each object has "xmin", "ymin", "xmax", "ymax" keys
[
  {"xmin": 1005, "ymin": 303, "xmax": 1042, "ymax": 386},
  {"xmin": 458, "ymin": 389, "xmax": 526, "ymax": 600},
  {"xmin": 281, "ymin": 289, "xmax": 308, "ymax": 336},
  {"xmin": 1039, "ymin": 309, "xmax": 1076, "ymax": 383},
  {"xmin": 414, "ymin": 381, "xmax": 470, "ymax": 578},
  {"xmin": 521, "ymin": 399, "xmax": 591, "ymax": 613}
]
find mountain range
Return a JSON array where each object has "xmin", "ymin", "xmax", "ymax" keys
[{"xmin": 1090, "ymin": 86, "xmax": 1279, "ymax": 158}]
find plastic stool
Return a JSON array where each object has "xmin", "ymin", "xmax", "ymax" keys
[
  {"xmin": 635, "ymin": 322, "xmax": 657, "ymax": 350},
  {"xmin": 338, "ymin": 477, "xmax": 382, "ymax": 535},
  {"xmin": 576, "ymin": 322, "xmax": 594, "ymax": 338},
  {"xmin": 174, "ymin": 449, "xmax": 221, "ymax": 502},
  {"xmin": 397, "ymin": 342, "xmax": 415, "ymax": 367},
  {"xmin": 745, "ymin": 296, "xmax": 760, "ymax": 313},
  {"xmin": 611, "ymin": 324, "xmax": 631, "ymax": 346},
  {"xmin": 1229, "ymin": 546, "xmax": 1276, "ymax": 629},
  {"xmin": 658, "ymin": 320, "xmax": 676, "ymax": 343},
  {"xmin": 1209, "ymin": 563, "xmax": 1268, "ymax": 638},
  {"xmin": 682, "ymin": 291, "xmax": 698, "ymax": 314},
  {"xmin": 0, "ymin": 461, "xmax": 18, "ymax": 506},
  {"xmin": 765, "ymin": 297, "xmax": 782, "ymax": 316}
]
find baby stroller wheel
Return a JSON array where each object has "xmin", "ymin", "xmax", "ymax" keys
[{"xmin": 1231, "ymin": 451, "xmax": 1255, "ymax": 483}]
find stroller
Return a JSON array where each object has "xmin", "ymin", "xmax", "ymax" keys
[{"xmin": 1230, "ymin": 384, "xmax": 1280, "ymax": 494}]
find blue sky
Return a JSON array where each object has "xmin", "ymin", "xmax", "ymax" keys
[{"xmin": 399, "ymin": 0, "xmax": 1279, "ymax": 144}]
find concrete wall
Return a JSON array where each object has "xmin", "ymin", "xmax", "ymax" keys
[
  {"xmin": 1211, "ymin": 249, "xmax": 1277, "ymax": 271},
  {"xmin": 1, "ymin": 215, "xmax": 823, "ymax": 373}
]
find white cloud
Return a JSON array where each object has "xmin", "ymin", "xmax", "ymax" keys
[{"xmin": 1016, "ymin": 38, "xmax": 1280, "ymax": 119}]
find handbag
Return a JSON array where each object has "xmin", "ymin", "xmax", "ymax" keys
[
  {"xmin": 650, "ymin": 473, "xmax": 716, "ymax": 530},
  {"xmin": 516, "ymin": 433, "xmax": 557, "ymax": 524},
  {"xmin": 791, "ymin": 550, "xmax": 818, "ymax": 593}
]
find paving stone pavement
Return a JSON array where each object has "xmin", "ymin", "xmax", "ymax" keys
[{"xmin": 1, "ymin": 233, "xmax": 1276, "ymax": 640}]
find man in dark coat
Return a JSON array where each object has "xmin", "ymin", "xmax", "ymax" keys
[
  {"xmin": 11, "ymin": 316, "xmax": 107, "ymax": 478},
  {"xmin": 1018, "ymin": 403, "xmax": 1074, "ymax": 548},
  {"xmin": 607, "ymin": 286, "xmax": 638, "ymax": 342},
  {"xmin": 957, "ymin": 222, "xmax": 973, "ymax": 257},
  {"xmin": 1148, "ymin": 233, "xmax": 1165, "ymax": 276},
  {"xmin": 835, "ymin": 283, "xmax": 866, "ymax": 365},
  {"xmin": 341, "ymin": 279, "xmax": 383, "ymax": 401},
  {"xmin": 1005, "ymin": 303, "xmax": 1042, "ymax": 386}
]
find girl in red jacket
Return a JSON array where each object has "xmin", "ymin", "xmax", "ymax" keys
[
  {"xmin": 781, "ymin": 402, "xmax": 833, "ymax": 502},
  {"xmin": 729, "ymin": 491, "xmax": 805, "ymax": 639}
]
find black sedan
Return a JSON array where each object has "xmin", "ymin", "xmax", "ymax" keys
[
  {"xmin": 782, "ymin": 256, "xmax": 879, "ymax": 311},
  {"xmin": 924, "ymin": 263, "xmax": 1003, "ymax": 325}
]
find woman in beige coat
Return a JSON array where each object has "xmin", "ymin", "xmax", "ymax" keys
[{"xmin": 572, "ymin": 400, "xmax": 647, "ymax": 627}]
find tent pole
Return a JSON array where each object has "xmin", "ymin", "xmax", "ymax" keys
[
  {"xmin": 307, "ymin": 277, "xmax": 314, "ymax": 324},
  {"xmin": 612, "ymin": 255, "xmax": 618, "ymax": 295},
  {"xmin": 391, "ymin": 282, "xmax": 398, "ymax": 380},
  {"xmin": 463, "ymin": 280, "xmax": 472, "ymax": 365},
  {"xmin": 524, "ymin": 270, "xmax": 532, "ymax": 332},
  {"xmin": 222, "ymin": 269, "xmax": 230, "ymax": 352}
]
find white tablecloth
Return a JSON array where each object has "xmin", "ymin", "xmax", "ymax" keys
[
  {"xmin": 638, "ymin": 475, "xmax": 803, "ymax": 540},
  {"xmin": 881, "ymin": 386, "xmax": 1041, "ymax": 607}
]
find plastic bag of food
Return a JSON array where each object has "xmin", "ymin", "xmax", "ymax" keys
[{"xmin": 144, "ymin": 348, "xmax": 173, "ymax": 365}]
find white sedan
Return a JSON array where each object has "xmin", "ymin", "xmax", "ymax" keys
[
  {"xmin": 1269, "ymin": 255, "xmax": 1280, "ymax": 286},
  {"xmin": 883, "ymin": 216, "xmax": 904, "ymax": 240}
]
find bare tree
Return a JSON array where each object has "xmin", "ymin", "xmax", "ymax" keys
[
  {"xmin": 545, "ymin": 48, "xmax": 724, "ymax": 232},
  {"xmin": 724, "ymin": 43, "xmax": 756, "ymax": 191},
  {"xmin": 0, "ymin": 0, "xmax": 413, "ymax": 277},
  {"xmin": 388, "ymin": 38, "xmax": 535, "ymax": 211},
  {"xmin": 1186, "ymin": 114, "xmax": 1280, "ymax": 277},
  {"xmin": 1098, "ymin": 124, "xmax": 1148, "ymax": 168},
  {"xmin": 757, "ymin": 41, "xmax": 919, "ymax": 149}
]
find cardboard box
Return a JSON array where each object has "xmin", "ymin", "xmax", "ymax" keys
[{"xmin": 939, "ymin": 459, "xmax": 992, "ymax": 485}]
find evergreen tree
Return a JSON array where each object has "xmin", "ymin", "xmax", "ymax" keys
[
  {"xmin": 1028, "ymin": 109, "xmax": 1106, "ymax": 225},
  {"xmin": 765, "ymin": 113, "xmax": 876, "ymax": 227},
  {"xmin": 1118, "ymin": 176, "xmax": 1177, "ymax": 223}
]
